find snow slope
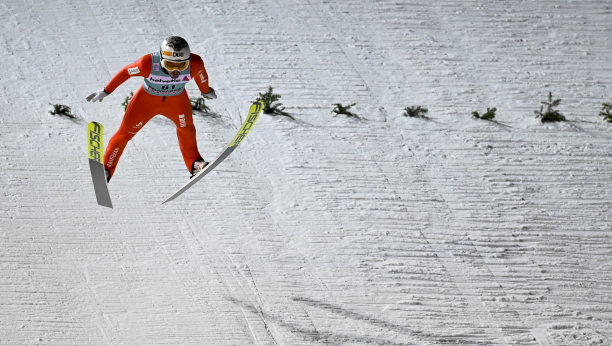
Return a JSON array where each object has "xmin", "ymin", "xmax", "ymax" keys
[{"xmin": 1, "ymin": 0, "xmax": 612, "ymax": 345}]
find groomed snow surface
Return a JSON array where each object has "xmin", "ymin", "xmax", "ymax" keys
[{"xmin": 2, "ymin": 0, "xmax": 612, "ymax": 345}]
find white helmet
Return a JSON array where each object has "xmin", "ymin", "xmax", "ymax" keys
[{"xmin": 160, "ymin": 36, "xmax": 191, "ymax": 71}]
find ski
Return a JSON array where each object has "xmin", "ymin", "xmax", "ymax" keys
[
  {"xmin": 162, "ymin": 101, "xmax": 263, "ymax": 204},
  {"xmin": 87, "ymin": 122, "xmax": 113, "ymax": 208}
]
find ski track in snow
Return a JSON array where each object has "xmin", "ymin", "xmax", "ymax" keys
[{"xmin": 1, "ymin": 0, "xmax": 612, "ymax": 345}]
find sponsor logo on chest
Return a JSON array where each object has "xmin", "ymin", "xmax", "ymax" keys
[{"xmin": 147, "ymin": 75, "xmax": 186, "ymax": 84}]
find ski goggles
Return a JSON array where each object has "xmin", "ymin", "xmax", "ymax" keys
[{"xmin": 161, "ymin": 59, "xmax": 189, "ymax": 72}]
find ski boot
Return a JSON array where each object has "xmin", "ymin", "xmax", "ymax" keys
[{"xmin": 191, "ymin": 159, "xmax": 209, "ymax": 178}]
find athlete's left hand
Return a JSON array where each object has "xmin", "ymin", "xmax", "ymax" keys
[{"xmin": 202, "ymin": 87, "xmax": 217, "ymax": 100}]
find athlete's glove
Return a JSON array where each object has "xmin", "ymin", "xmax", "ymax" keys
[
  {"xmin": 201, "ymin": 87, "xmax": 217, "ymax": 100},
  {"xmin": 86, "ymin": 89, "xmax": 110, "ymax": 102}
]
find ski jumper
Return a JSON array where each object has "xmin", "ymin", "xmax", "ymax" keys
[{"xmin": 102, "ymin": 52, "xmax": 211, "ymax": 178}]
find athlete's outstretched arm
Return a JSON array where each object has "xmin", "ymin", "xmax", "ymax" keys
[
  {"xmin": 105, "ymin": 55, "xmax": 152, "ymax": 93},
  {"xmin": 86, "ymin": 55, "xmax": 152, "ymax": 102}
]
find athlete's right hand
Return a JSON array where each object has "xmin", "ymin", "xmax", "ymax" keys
[{"xmin": 86, "ymin": 89, "xmax": 110, "ymax": 102}]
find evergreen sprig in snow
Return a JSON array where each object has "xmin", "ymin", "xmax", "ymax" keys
[
  {"xmin": 472, "ymin": 107, "xmax": 497, "ymax": 120},
  {"xmin": 190, "ymin": 97, "xmax": 210, "ymax": 113},
  {"xmin": 599, "ymin": 102, "xmax": 612, "ymax": 123},
  {"xmin": 535, "ymin": 92, "xmax": 565, "ymax": 122},
  {"xmin": 122, "ymin": 92, "xmax": 134, "ymax": 112},
  {"xmin": 253, "ymin": 86, "xmax": 294, "ymax": 120},
  {"xmin": 403, "ymin": 106, "xmax": 428, "ymax": 118},
  {"xmin": 331, "ymin": 103, "xmax": 359, "ymax": 118},
  {"xmin": 49, "ymin": 104, "xmax": 75, "ymax": 119}
]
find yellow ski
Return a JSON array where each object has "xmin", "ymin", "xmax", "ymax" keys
[
  {"xmin": 163, "ymin": 101, "xmax": 263, "ymax": 204},
  {"xmin": 88, "ymin": 122, "xmax": 113, "ymax": 208}
]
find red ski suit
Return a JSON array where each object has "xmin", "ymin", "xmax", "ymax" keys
[{"xmin": 103, "ymin": 53, "xmax": 211, "ymax": 178}]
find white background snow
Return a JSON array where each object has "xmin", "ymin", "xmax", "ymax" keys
[{"xmin": 1, "ymin": 0, "xmax": 612, "ymax": 345}]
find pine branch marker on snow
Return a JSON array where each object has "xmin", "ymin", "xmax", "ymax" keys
[
  {"xmin": 535, "ymin": 92, "xmax": 565, "ymax": 122},
  {"xmin": 331, "ymin": 103, "xmax": 359, "ymax": 118},
  {"xmin": 253, "ymin": 86, "xmax": 294, "ymax": 120},
  {"xmin": 599, "ymin": 102, "xmax": 612, "ymax": 123},
  {"xmin": 49, "ymin": 104, "xmax": 75, "ymax": 119},
  {"xmin": 403, "ymin": 106, "xmax": 428, "ymax": 118},
  {"xmin": 472, "ymin": 107, "xmax": 497, "ymax": 120}
]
